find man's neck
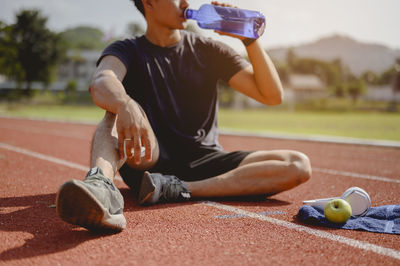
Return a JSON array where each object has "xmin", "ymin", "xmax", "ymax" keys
[{"xmin": 145, "ymin": 27, "xmax": 181, "ymax": 47}]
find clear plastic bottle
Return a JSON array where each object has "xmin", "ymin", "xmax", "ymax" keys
[{"xmin": 184, "ymin": 4, "xmax": 266, "ymax": 39}]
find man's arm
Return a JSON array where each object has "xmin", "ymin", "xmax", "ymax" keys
[
  {"xmin": 228, "ymin": 40, "xmax": 284, "ymax": 106},
  {"xmin": 210, "ymin": 2, "xmax": 283, "ymax": 106},
  {"xmin": 89, "ymin": 55, "xmax": 152, "ymax": 164},
  {"xmin": 89, "ymin": 55, "xmax": 129, "ymax": 113}
]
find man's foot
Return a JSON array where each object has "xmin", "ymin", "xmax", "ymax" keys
[
  {"xmin": 138, "ymin": 172, "xmax": 191, "ymax": 205},
  {"xmin": 56, "ymin": 167, "xmax": 126, "ymax": 233}
]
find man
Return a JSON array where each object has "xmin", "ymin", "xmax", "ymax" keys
[{"xmin": 56, "ymin": 0, "xmax": 311, "ymax": 233}]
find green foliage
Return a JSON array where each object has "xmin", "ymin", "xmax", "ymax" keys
[
  {"xmin": 275, "ymin": 63, "xmax": 290, "ymax": 84},
  {"xmin": 332, "ymin": 83, "xmax": 346, "ymax": 98},
  {"xmin": 394, "ymin": 65, "xmax": 400, "ymax": 92},
  {"xmin": 286, "ymin": 50, "xmax": 342, "ymax": 86},
  {"xmin": 346, "ymin": 79, "xmax": 366, "ymax": 102},
  {"xmin": 363, "ymin": 58, "xmax": 400, "ymax": 87},
  {"xmin": 63, "ymin": 79, "xmax": 78, "ymax": 102},
  {"xmin": 0, "ymin": 21, "xmax": 24, "ymax": 81},
  {"xmin": 60, "ymin": 26, "xmax": 105, "ymax": 50},
  {"xmin": 217, "ymin": 80, "xmax": 235, "ymax": 107},
  {"xmin": 284, "ymin": 50, "xmax": 370, "ymax": 102},
  {"xmin": 376, "ymin": 67, "xmax": 395, "ymax": 85},
  {"xmin": 0, "ymin": 10, "xmax": 65, "ymax": 95},
  {"xmin": 361, "ymin": 70, "xmax": 379, "ymax": 85}
]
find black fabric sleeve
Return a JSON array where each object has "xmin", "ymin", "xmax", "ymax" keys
[{"xmin": 96, "ymin": 39, "xmax": 136, "ymax": 69}]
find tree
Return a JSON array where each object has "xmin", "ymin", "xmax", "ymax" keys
[
  {"xmin": 285, "ymin": 50, "xmax": 342, "ymax": 86},
  {"xmin": 347, "ymin": 79, "xmax": 366, "ymax": 103},
  {"xmin": 361, "ymin": 70, "xmax": 378, "ymax": 85},
  {"xmin": 333, "ymin": 84, "xmax": 346, "ymax": 98},
  {"xmin": 378, "ymin": 67, "xmax": 395, "ymax": 85},
  {"xmin": 275, "ymin": 63, "xmax": 290, "ymax": 84},
  {"xmin": 387, "ymin": 58, "xmax": 400, "ymax": 111},
  {"xmin": 392, "ymin": 59, "xmax": 400, "ymax": 93},
  {"xmin": 0, "ymin": 21, "xmax": 24, "ymax": 82},
  {"xmin": 60, "ymin": 26, "xmax": 105, "ymax": 50},
  {"xmin": 10, "ymin": 10, "xmax": 64, "ymax": 95},
  {"xmin": 286, "ymin": 48, "xmax": 297, "ymax": 69}
]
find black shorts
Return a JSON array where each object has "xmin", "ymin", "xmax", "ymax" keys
[{"xmin": 119, "ymin": 148, "xmax": 252, "ymax": 196}]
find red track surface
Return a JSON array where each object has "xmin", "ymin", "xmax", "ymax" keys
[{"xmin": 1, "ymin": 117, "xmax": 399, "ymax": 265}]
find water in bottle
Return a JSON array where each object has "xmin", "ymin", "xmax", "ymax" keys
[{"xmin": 184, "ymin": 4, "xmax": 266, "ymax": 39}]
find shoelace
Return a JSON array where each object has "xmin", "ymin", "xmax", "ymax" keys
[
  {"xmin": 160, "ymin": 175, "xmax": 188, "ymax": 200},
  {"xmin": 84, "ymin": 175, "xmax": 123, "ymax": 213}
]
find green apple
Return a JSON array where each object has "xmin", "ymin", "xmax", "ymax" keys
[{"xmin": 324, "ymin": 199, "xmax": 352, "ymax": 223}]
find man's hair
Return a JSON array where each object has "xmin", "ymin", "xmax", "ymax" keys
[{"xmin": 131, "ymin": 0, "xmax": 145, "ymax": 16}]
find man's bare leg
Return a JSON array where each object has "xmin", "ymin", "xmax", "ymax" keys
[
  {"xmin": 90, "ymin": 112, "xmax": 123, "ymax": 180},
  {"xmin": 56, "ymin": 112, "xmax": 127, "ymax": 232},
  {"xmin": 90, "ymin": 111, "xmax": 160, "ymax": 180},
  {"xmin": 56, "ymin": 110, "xmax": 159, "ymax": 231},
  {"xmin": 186, "ymin": 150, "xmax": 311, "ymax": 197}
]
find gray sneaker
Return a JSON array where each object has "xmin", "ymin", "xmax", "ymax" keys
[
  {"xmin": 56, "ymin": 167, "xmax": 126, "ymax": 232},
  {"xmin": 138, "ymin": 172, "xmax": 191, "ymax": 205}
]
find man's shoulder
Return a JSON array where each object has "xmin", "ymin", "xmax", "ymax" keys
[
  {"xmin": 108, "ymin": 36, "xmax": 143, "ymax": 49},
  {"xmin": 98, "ymin": 36, "xmax": 144, "ymax": 68}
]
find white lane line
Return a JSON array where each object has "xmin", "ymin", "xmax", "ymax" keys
[
  {"xmin": 313, "ymin": 167, "xmax": 400, "ymax": 184},
  {"xmin": 2, "ymin": 117, "xmax": 400, "ymax": 184},
  {"xmin": 1, "ymin": 141, "xmax": 399, "ymax": 260},
  {"xmin": 0, "ymin": 142, "xmax": 124, "ymax": 180},
  {"xmin": 221, "ymin": 130, "xmax": 400, "ymax": 148},
  {"xmin": 202, "ymin": 201, "xmax": 400, "ymax": 261},
  {"xmin": 0, "ymin": 124, "xmax": 91, "ymax": 140},
  {"xmin": 1, "ymin": 141, "xmax": 399, "ymax": 186},
  {"xmin": 0, "ymin": 142, "xmax": 89, "ymax": 171}
]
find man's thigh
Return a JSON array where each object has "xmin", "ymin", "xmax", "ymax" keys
[
  {"xmin": 178, "ymin": 150, "xmax": 253, "ymax": 182},
  {"xmin": 119, "ymin": 149, "xmax": 252, "ymax": 194},
  {"xmin": 238, "ymin": 150, "xmax": 305, "ymax": 166}
]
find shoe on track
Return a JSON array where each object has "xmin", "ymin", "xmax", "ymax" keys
[
  {"xmin": 139, "ymin": 171, "xmax": 191, "ymax": 205},
  {"xmin": 56, "ymin": 167, "xmax": 126, "ymax": 233}
]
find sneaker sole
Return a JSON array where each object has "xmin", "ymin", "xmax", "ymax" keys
[
  {"xmin": 56, "ymin": 180, "xmax": 126, "ymax": 233},
  {"xmin": 138, "ymin": 172, "xmax": 157, "ymax": 205}
]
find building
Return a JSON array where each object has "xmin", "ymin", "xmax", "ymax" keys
[
  {"xmin": 365, "ymin": 85, "xmax": 400, "ymax": 102},
  {"xmin": 55, "ymin": 50, "xmax": 101, "ymax": 91},
  {"xmin": 284, "ymin": 74, "xmax": 327, "ymax": 102}
]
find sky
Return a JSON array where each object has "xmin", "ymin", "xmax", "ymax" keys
[{"xmin": 2, "ymin": 0, "xmax": 400, "ymax": 53}]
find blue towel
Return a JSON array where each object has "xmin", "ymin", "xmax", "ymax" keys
[{"xmin": 298, "ymin": 205, "xmax": 400, "ymax": 234}]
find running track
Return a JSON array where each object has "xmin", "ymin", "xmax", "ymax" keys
[{"xmin": 0, "ymin": 116, "xmax": 399, "ymax": 265}]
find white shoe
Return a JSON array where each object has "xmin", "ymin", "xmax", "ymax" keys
[{"xmin": 303, "ymin": 187, "xmax": 371, "ymax": 216}]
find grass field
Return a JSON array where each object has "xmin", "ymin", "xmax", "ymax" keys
[
  {"xmin": 219, "ymin": 109, "xmax": 400, "ymax": 141},
  {"xmin": 1, "ymin": 103, "xmax": 400, "ymax": 142}
]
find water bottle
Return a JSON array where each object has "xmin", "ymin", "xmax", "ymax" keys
[{"xmin": 184, "ymin": 4, "xmax": 266, "ymax": 39}]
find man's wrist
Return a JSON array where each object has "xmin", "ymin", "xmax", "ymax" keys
[{"xmin": 242, "ymin": 38, "xmax": 257, "ymax": 47}]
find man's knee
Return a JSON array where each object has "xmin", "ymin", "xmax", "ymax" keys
[
  {"xmin": 91, "ymin": 112, "xmax": 118, "ymax": 151},
  {"xmin": 290, "ymin": 151, "xmax": 312, "ymax": 184},
  {"xmin": 93, "ymin": 112, "xmax": 118, "ymax": 141},
  {"xmin": 99, "ymin": 111, "xmax": 117, "ymax": 130}
]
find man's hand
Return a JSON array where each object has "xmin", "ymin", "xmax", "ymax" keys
[
  {"xmin": 116, "ymin": 98, "xmax": 152, "ymax": 165},
  {"xmin": 211, "ymin": 1, "xmax": 246, "ymax": 41}
]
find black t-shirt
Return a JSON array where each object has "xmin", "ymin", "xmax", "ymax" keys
[{"xmin": 97, "ymin": 31, "xmax": 249, "ymax": 161}]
